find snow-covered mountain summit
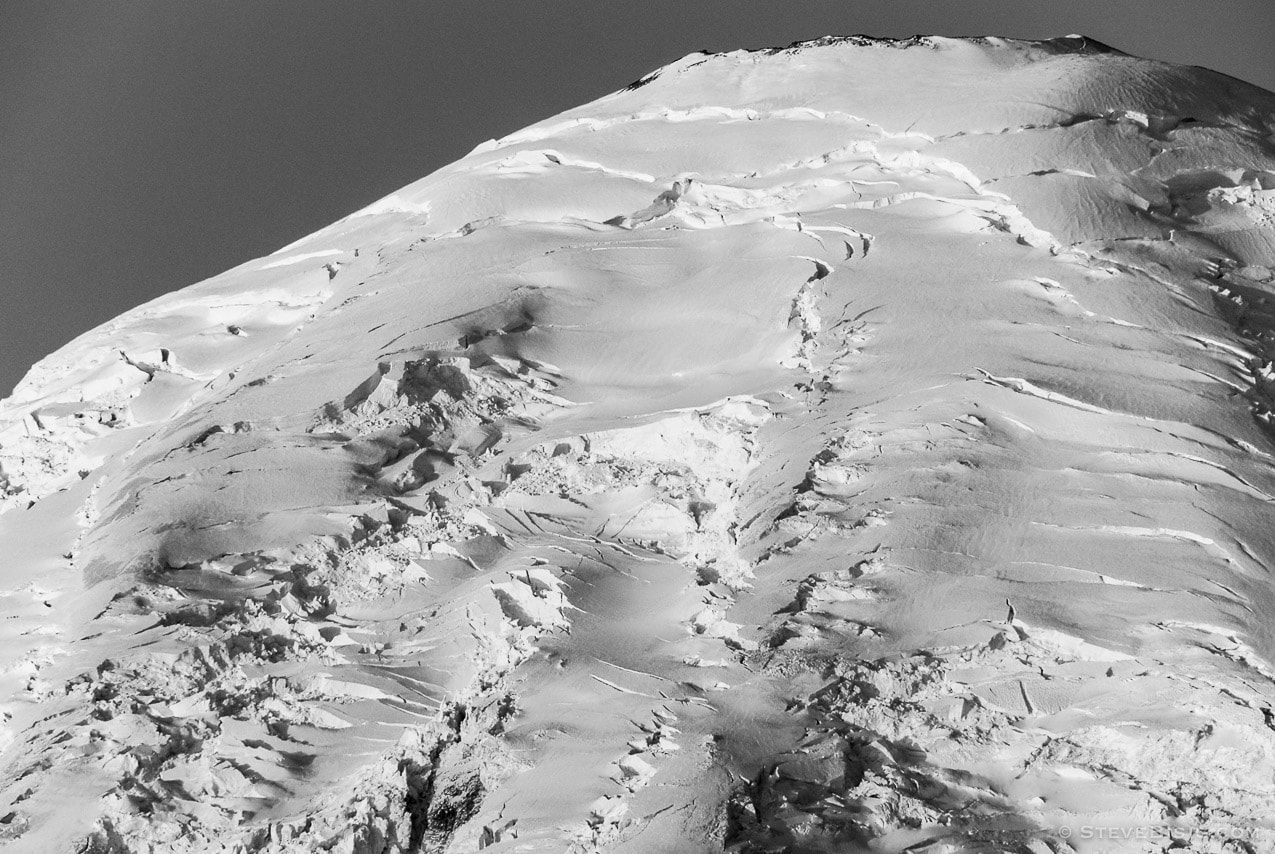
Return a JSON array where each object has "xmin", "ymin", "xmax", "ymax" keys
[{"xmin": 2, "ymin": 34, "xmax": 1275, "ymax": 853}]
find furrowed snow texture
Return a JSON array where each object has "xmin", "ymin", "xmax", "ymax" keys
[{"xmin": 2, "ymin": 35, "xmax": 1275, "ymax": 853}]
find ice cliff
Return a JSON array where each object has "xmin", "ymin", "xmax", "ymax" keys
[{"xmin": 2, "ymin": 34, "xmax": 1275, "ymax": 853}]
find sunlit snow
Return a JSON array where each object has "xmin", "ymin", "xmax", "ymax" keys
[{"xmin": 1, "ymin": 35, "xmax": 1275, "ymax": 853}]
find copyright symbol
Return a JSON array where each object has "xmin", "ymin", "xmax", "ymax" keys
[{"xmin": 1058, "ymin": 826, "xmax": 1072, "ymax": 839}]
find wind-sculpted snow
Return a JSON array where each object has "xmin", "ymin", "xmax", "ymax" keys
[{"xmin": 1, "ymin": 34, "xmax": 1275, "ymax": 854}]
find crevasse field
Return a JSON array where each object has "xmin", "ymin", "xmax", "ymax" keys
[{"xmin": 2, "ymin": 35, "xmax": 1275, "ymax": 853}]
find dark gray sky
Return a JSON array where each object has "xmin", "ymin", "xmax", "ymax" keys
[{"xmin": 3, "ymin": 1, "xmax": 1272, "ymax": 397}]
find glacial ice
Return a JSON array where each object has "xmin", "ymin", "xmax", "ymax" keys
[{"xmin": 1, "ymin": 34, "xmax": 1275, "ymax": 853}]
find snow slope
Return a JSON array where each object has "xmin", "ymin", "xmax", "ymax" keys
[{"xmin": 2, "ymin": 34, "xmax": 1275, "ymax": 852}]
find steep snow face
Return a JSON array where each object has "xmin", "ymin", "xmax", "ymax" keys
[{"xmin": 1, "ymin": 35, "xmax": 1275, "ymax": 853}]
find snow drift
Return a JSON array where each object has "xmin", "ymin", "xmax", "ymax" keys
[{"xmin": 1, "ymin": 34, "xmax": 1275, "ymax": 853}]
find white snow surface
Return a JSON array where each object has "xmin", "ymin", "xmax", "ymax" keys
[{"xmin": 2, "ymin": 34, "xmax": 1275, "ymax": 853}]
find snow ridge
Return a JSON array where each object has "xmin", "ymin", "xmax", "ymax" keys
[{"xmin": 1, "ymin": 35, "xmax": 1275, "ymax": 853}]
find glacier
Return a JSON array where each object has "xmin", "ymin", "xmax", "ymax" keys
[{"xmin": 1, "ymin": 34, "xmax": 1275, "ymax": 853}]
